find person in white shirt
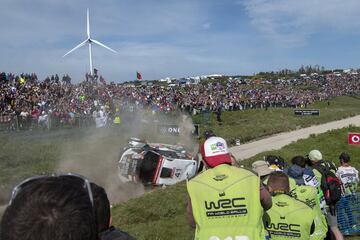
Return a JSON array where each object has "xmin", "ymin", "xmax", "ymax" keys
[
  {"xmin": 336, "ymin": 152, "xmax": 359, "ymax": 230},
  {"xmin": 336, "ymin": 152, "xmax": 359, "ymax": 195}
]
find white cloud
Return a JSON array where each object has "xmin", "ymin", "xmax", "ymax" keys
[{"xmin": 242, "ymin": 0, "xmax": 360, "ymax": 45}]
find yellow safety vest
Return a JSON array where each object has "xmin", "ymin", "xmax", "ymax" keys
[
  {"xmin": 113, "ymin": 116, "xmax": 121, "ymax": 124},
  {"xmin": 291, "ymin": 185, "xmax": 327, "ymax": 240},
  {"xmin": 187, "ymin": 164, "xmax": 266, "ymax": 240},
  {"xmin": 264, "ymin": 194, "xmax": 315, "ymax": 240}
]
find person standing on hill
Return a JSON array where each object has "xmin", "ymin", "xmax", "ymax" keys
[
  {"xmin": 336, "ymin": 152, "xmax": 359, "ymax": 231},
  {"xmin": 264, "ymin": 171, "xmax": 316, "ymax": 240},
  {"xmin": 336, "ymin": 152, "xmax": 359, "ymax": 196},
  {"xmin": 286, "ymin": 156, "xmax": 328, "ymax": 240},
  {"xmin": 186, "ymin": 136, "xmax": 272, "ymax": 240},
  {"xmin": 308, "ymin": 150, "xmax": 344, "ymax": 240}
]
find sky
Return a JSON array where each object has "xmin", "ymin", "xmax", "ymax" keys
[{"xmin": 1, "ymin": 0, "xmax": 360, "ymax": 82}]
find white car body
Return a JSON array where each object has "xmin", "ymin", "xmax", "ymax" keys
[{"xmin": 118, "ymin": 138, "xmax": 200, "ymax": 186}]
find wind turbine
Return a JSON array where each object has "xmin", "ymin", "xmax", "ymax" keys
[{"xmin": 63, "ymin": 8, "xmax": 117, "ymax": 76}]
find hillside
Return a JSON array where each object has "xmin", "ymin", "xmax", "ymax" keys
[{"xmin": 111, "ymin": 126, "xmax": 360, "ymax": 240}]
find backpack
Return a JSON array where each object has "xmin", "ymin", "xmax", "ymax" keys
[{"xmin": 313, "ymin": 160, "xmax": 343, "ymax": 206}]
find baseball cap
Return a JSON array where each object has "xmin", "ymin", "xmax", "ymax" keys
[
  {"xmin": 252, "ymin": 160, "xmax": 274, "ymax": 177},
  {"xmin": 200, "ymin": 137, "xmax": 231, "ymax": 168},
  {"xmin": 308, "ymin": 150, "xmax": 322, "ymax": 161}
]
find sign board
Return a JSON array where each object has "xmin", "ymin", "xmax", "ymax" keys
[
  {"xmin": 348, "ymin": 133, "xmax": 360, "ymax": 145},
  {"xmin": 157, "ymin": 124, "xmax": 199, "ymax": 136},
  {"xmin": 294, "ymin": 109, "xmax": 320, "ymax": 116}
]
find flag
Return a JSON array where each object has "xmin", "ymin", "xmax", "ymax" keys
[{"xmin": 137, "ymin": 71, "xmax": 142, "ymax": 81}]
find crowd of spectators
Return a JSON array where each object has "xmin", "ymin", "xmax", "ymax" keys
[{"xmin": 0, "ymin": 71, "xmax": 359, "ymax": 129}]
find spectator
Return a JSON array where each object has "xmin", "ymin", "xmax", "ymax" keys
[
  {"xmin": 286, "ymin": 156, "xmax": 328, "ymax": 240},
  {"xmin": 264, "ymin": 171, "xmax": 316, "ymax": 239},
  {"xmin": 336, "ymin": 152, "xmax": 359, "ymax": 196},
  {"xmin": 186, "ymin": 136, "xmax": 271, "ymax": 239},
  {"xmin": 0, "ymin": 174, "xmax": 97, "ymax": 240},
  {"xmin": 252, "ymin": 160, "xmax": 275, "ymax": 183},
  {"xmin": 336, "ymin": 152, "xmax": 359, "ymax": 231},
  {"xmin": 91, "ymin": 183, "xmax": 135, "ymax": 240},
  {"xmin": 308, "ymin": 150, "xmax": 344, "ymax": 240},
  {"xmin": 285, "ymin": 155, "xmax": 318, "ymax": 188},
  {"xmin": 265, "ymin": 155, "xmax": 287, "ymax": 171}
]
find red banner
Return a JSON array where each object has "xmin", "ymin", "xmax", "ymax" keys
[{"xmin": 348, "ymin": 133, "xmax": 360, "ymax": 145}]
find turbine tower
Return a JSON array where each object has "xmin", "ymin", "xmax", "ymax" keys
[{"xmin": 63, "ymin": 8, "xmax": 117, "ymax": 76}]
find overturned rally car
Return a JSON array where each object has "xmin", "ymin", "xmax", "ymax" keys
[{"xmin": 118, "ymin": 138, "xmax": 202, "ymax": 186}]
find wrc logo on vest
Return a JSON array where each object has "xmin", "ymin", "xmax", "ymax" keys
[
  {"xmin": 266, "ymin": 222, "xmax": 301, "ymax": 238},
  {"xmin": 204, "ymin": 197, "xmax": 247, "ymax": 217}
]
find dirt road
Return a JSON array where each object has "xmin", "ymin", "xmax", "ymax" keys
[{"xmin": 229, "ymin": 115, "xmax": 360, "ymax": 161}]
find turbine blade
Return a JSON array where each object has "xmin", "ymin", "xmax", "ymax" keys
[
  {"xmin": 63, "ymin": 39, "xmax": 88, "ymax": 57},
  {"xmin": 91, "ymin": 39, "xmax": 117, "ymax": 53},
  {"xmin": 87, "ymin": 8, "xmax": 90, "ymax": 38}
]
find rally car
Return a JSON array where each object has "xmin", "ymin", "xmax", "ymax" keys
[{"xmin": 118, "ymin": 138, "xmax": 201, "ymax": 186}]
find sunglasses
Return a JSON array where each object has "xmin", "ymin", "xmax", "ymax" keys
[{"xmin": 9, "ymin": 172, "xmax": 94, "ymax": 207}]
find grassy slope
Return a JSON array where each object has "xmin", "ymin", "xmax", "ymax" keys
[
  {"xmin": 1, "ymin": 96, "xmax": 359, "ymax": 190},
  {"xmin": 193, "ymin": 95, "xmax": 360, "ymax": 144},
  {"xmin": 111, "ymin": 126, "xmax": 360, "ymax": 240},
  {"xmin": 0, "ymin": 95, "xmax": 360, "ymax": 235}
]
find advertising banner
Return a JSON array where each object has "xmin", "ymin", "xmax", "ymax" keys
[
  {"xmin": 294, "ymin": 109, "xmax": 320, "ymax": 116},
  {"xmin": 348, "ymin": 133, "xmax": 360, "ymax": 145}
]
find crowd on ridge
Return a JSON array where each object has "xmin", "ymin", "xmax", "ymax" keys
[{"xmin": 0, "ymin": 71, "xmax": 360, "ymax": 127}]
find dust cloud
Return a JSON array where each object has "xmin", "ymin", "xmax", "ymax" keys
[{"xmin": 55, "ymin": 110, "xmax": 198, "ymax": 204}]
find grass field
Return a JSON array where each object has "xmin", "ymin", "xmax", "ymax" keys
[
  {"xmin": 1, "ymin": 95, "xmax": 357, "ymax": 201},
  {"xmin": 111, "ymin": 125, "xmax": 360, "ymax": 240},
  {"xmin": 0, "ymin": 96, "xmax": 360, "ymax": 238},
  {"xmin": 193, "ymin": 95, "xmax": 360, "ymax": 144}
]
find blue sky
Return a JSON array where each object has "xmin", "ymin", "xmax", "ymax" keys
[{"xmin": 1, "ymin": 0, "xmax": 360, "ymax": 82}]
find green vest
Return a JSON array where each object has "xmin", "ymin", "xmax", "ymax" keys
[
  {"xmin": 187, "ymin": 164, "xmax": 265, "ymax": 240},
  {"xmin": 312, "ymin": 169, "xmax": 327, "ymax": 210},
  {"xmin": 289, "ymin": 177, "xmax": 297, "ymax": 191},
  {"xmin": 291, "ymin": 185, "xmax": 327, "ymax": 240},
  {"xmin": 113, "ymin": 116, "xmax": 121, "ymax": 124},
  {"xmin": 264, "ymin": 194, "xmax": 315, "ymax": 240}
]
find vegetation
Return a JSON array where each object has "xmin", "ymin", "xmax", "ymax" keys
[
  {"xmin": 0, "ymin": 96, "xmax": 359, "ymax": 238},
  {"xmin": 111, "ymin": 126, "xmax": 360, "ymax": 240},
  {"xmin": 193, "ymin": 95, "xmax": 360, "ymax": 145},
  {"xmin": 1, "ymin": 95, "xmax": 359, "ymax": 202}
]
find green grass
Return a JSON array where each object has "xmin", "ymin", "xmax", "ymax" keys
[
  {"xmin": 0, "ymin": 95, "xmax": 360, "ymax": 238},
  {"xmin": 193, "ymin": 95, "xmax": 360, "ymax": 144},
  {"xmin": 239, "ymin": 125, "xmax": 360, "ymax": 170},
  {"xmin": 111, "ymin": 126, "xmax": 360, "ymax": 240},
  {"xmin": 0, "ymin": 95, "xmax": 358, "ymax": 198}
]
